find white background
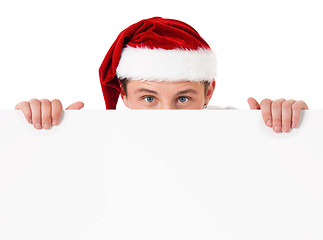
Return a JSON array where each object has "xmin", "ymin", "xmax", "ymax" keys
[{"xmin": 0, "ymin": 0, "xmax": 322, "ymax": 110}]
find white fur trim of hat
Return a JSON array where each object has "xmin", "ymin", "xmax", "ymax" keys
[{"xmin": 116, "ymin": 46, "xmax": 216, "ymax": 82}]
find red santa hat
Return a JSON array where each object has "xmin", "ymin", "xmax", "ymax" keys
[{"xmin": 99, "ymin": 16, "xmax": 216, "ymax": 109}]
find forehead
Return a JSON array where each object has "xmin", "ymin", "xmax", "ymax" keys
[{"xmin": 126, "ymin": 80, "xmax": 204, "ymax": 90}]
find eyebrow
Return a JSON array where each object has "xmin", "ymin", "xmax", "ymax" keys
[
  {"xmin": 134, "ymin": 88, "xmax": 158, "ymax": 95},
  {"xmin": 175, "ymin": 89, "xmax": 198, "ymax": 95},
  {"xmin": 134, "ymin": 88, "xmax": 198, "ymax": 95}
]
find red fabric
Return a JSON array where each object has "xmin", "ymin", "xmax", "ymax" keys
[{"xmin": 99, "ymin": 16, "xmax": 211, "ymax": 109}]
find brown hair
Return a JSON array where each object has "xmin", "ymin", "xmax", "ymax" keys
[{"xmin": 119, "ymin": 78, "xmax": 210, "ymax": 96}]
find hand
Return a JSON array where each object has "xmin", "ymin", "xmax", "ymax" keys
[
  {"xmin": 247, "ymin": 97, "xmax": 309, "ymax": 133},
  {"xmin": 15, "ymin": 99, "xmax": 84, "ymax": 129}
]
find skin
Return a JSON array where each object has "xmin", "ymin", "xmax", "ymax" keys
[
  {"xmin": 120, "ymin": 80, "xmax": 214, "ymax": 109},
  {"xmin": 15, "ymin": 79, "xmax": 308, "ymax": 132}
]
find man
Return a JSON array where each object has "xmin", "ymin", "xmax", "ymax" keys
[{"xmin": 15, "ymin": 17, "xmax": 308, "ymax": 133}]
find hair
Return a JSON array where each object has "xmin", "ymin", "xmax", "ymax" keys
[{"xmin": 119, "ymin": 78, "xmax": 211, "ymax": 96}]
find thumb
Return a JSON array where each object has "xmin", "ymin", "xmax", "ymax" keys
[
  {"xmin": 65, "ymin": 101, "xmax": 84, "ymax": 110},
  {"xmin": 247, "ymin": 97, "xmax": 260, "ymax": 109}
]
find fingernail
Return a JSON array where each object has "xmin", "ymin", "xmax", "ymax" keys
[
  {"xmin": 28, "ymin": 119, "xmax": 32, "ymax": 124},
  {"xmin": 52, "ymin": 120, "xmax": 58, "ymax": 126},
  {"xmin": 35, "ymin": 123, "xmax": 42, "ymax": 129},
  {"xmin": 266, "ymin": 120, "xmax": 272, "ymax": 127},
  {"xmin": 282, "ymin": 125, "xmax": 289, "ymax": 132},
  {"xmin": 43, "ymin": 123, "xmax": 51, "ymax": 129},
  {"xmin": 274, "ymin": 126, "xmax": 281, "ymax": 132}
]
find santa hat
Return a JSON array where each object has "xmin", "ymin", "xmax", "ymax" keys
[{"xmin": 99, "ymin": 16, "xmax": 216, "ymax": 109}]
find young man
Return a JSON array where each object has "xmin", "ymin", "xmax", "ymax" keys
[{"xmin": 15, "ymin": 17, "xmax": 308, "ymax": 133}]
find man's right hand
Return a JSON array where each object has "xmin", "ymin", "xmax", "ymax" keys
[{"xmin": 15, "ymin": 99, "xmax": 84, "ymax": 129}]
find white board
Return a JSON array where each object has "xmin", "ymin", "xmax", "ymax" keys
[{"xmin": 0, "ymin": 110, "xmax": 323, "ymax": 240}]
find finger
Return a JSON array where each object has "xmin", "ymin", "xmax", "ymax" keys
[
  {"xmin": 65, "ymin": 101, "xmax": 84, "ymax": 110},
  {"xmin": 271, "ymin": 98, "xmax": 286, "ymax": 133},
  {"xmin": 29, "ymin": 99, "xmax": 42, "ymax": 129},
  {"xmin": 292, "ymin": 100, "xmax": 308, "ymax": 128},
  {"xmin": 247, "ymin": 97, "xmax": 260, "ymax": 109},
  {"xmin": 51, "ymin": 99, "xmax": 63, "ymax": 126},
  {"xmin": 15, "ymin": 101, "xmax": 32, "ymax": 124},
  {"xmin": 281, "ymin": 99, "xmax": 296, "ymax": 132},
  {"xmin": 259, "ymin": 98, "xmax": 272, "ymax": 127},
  {"xmin": 40, "ymin": 99, "xmax": 52, "ymax": 130}
]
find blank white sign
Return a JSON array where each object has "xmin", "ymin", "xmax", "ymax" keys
[{"xmin": 0, "ymin": 110, "xmax": 322, "ymax": 240}]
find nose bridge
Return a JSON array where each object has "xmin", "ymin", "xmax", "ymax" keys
[{"xmin": 160, "ymin": 100, "xmax": 176, "ymax": 109}]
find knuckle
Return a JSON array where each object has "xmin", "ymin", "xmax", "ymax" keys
[
  {"xmin": 51, "ymin": 99, "xmax": 62, "ymax": 104},
  {"xmin": 272, "ymin": 100, "xmax": 282, "ymax": 108},
  {"xmin": 292, "ymin": 103, "xmax": 302, "ymax": 111},
  {"xmin": 282, "ymin": 101, "xmax": 292, "ymax": 110},
  {"xmin": 15, "ymin": 101, "xmax": 29, "ymax": 109},
  {"xmin": 260, "ymin": 99, "xmax": 272, "ymax": 109},
  {"xmin": 29, "ymin": 98, "xmax": 40, "ymax": 104},
  {"xmin": 51, "ymin": 99, "xmax": 63, "ymax": 109},
  {"xmin": 299, "ymin": 100, "xmax": 306, "ymax": 105},
  {"xmin": 297, "ymin": 100, "xmax": 308, "ymax": 108},
  {"xmin": 260, "ymin": 98, "xmax": 271, "ymax": 105},
  {"xmin": 40, "ymin": 99, "xmax": 51, "ymax": 105}
]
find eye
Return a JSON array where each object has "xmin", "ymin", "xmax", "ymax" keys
[
  {"xmin": 143, "ymin": 96, "xmax": 155, "ymax": 103},
  {"xmin": 177, "ymin": 96, "xmax": 190, "ymax": 103}
]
